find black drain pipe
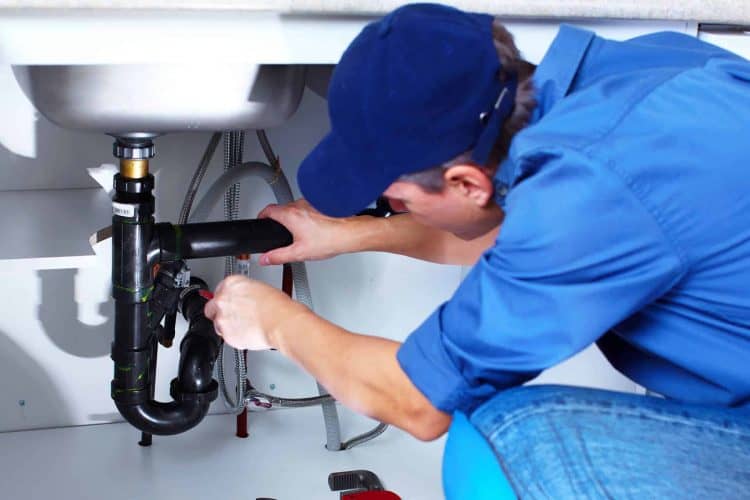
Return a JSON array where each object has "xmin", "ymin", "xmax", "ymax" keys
[
  {"xmin": 114, "ymin": 281, "xmax": 222, "ymax": 436},
  {"xmin": 153, "ymin": 219, "xmax": 292, "ymax": 262},
  {"xmin": 110, "ymin": 137, "xmax": 292, "ymax": 437}
]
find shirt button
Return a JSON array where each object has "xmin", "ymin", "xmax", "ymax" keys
[{"xmin": 497, "ymin": 184, "xmax": 509, "ymax": 197}]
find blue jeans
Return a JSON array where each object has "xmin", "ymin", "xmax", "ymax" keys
[{"xmin": 443, "ymin": 385, "xmax": 750, "ymax": 499}]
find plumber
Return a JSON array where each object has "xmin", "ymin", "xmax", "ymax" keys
[{"xmin": 204, "ymin": 4, "xmax": 750, "ymax": 497}]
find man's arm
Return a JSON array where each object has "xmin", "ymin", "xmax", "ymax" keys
[
  {"xmin": 205, "ymin": 276, "xmax": 452, "ymax": 441},
  {"xmin": 364, "ymin": 212, "xmax": 499, "ymax": 265},
  {"xmin": 273, "ymin": 307, "xmax": 452, "ymax": 441},
  {"xmin": 258, "ymin": 199, "xmax": 498, "ymax": 266}
]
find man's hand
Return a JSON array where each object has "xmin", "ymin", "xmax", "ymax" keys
[
  {"xmin": 203, "ymin": 275, "xmax": 308, "ymax": 350},
  {"xmin": 257, "ymin": 199, "xmax": 357, "ymax": 265}
]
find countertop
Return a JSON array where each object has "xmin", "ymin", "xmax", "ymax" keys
[{"xmin": 0, "ymin": 0, "xmax": 749, "ymax": 25}]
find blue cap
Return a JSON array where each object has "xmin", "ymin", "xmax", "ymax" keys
[{"xmin": 298, "ymin": 3, "xmax": 517, "ymax": 217}]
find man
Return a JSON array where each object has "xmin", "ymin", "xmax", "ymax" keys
[{"xmin": 205, "ymin": 4, "xmax": 750, "ymax": 498}]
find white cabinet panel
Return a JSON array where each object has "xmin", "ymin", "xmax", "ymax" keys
[
  {"xmin": 700, "ymin": 27, "xmax": 750, "ymax": 58},
  {"xmin": 507, "ymin": 19, "xmax": 692, "ymax": 65}
]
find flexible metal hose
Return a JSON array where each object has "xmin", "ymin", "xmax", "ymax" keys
[
  {"xmin": 216, "ymin": 343, "xmax": 248, "ymax": 414},
  {"xmin": 342, "ymin": 422, "xmax": 389, "ymax": 450},
  {"xmin": 245, "ymin": 389, "xmax": 334, "ymax": 409},
  {"xmin": 190, "ymin": 162, "xmax": 279, "ymax": 223},
  {"xmin": 217, "ymin": 131, "xmax": 247, "ymax": 415},
  {"xmin": 256, "ymin": 130, "xmax": 276, "ymax": 166},
  {"xmin": 178, "ymin": 132, "xmax": 222, "ymax": 225},
  {"xmin": 287, "ymin": 265, "xmax": 344, "ymax": 450},
  {"xmin": 223, "ymin": 131, "xmax": 244, "ymax": 276}
]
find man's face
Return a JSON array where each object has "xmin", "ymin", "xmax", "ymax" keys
[{"xmin": 383, "ymin": 168, "xmax": 503, "ymax": 240}]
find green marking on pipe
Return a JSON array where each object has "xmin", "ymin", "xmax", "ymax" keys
[
  {"xmin": 112, "ymin": 386, "xmax": 146, "ymax": 393},
  {"xmin": 113, "ymin": 284, "xmax": 154, "ymax": 303},
  {"xmin": 116, "ymin": 365, "xmax": 133, "ymax": 372},
  {"xmin": 117, "ymin": 217, "xmax": 152, "ymax": 226}
]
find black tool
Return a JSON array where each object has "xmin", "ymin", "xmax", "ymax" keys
[{"xmin": 329, "ymin": 470, "xmax": 384, "ymax": 498}]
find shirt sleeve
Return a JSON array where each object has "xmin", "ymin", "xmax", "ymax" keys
[{"xmin": 397, "ymin": 147, "xmax": 686, "ymax": 414}]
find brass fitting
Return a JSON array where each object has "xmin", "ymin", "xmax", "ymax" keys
[{"xmin": 120, "ymin": 158, "xmax": 149, "ymax": 179}]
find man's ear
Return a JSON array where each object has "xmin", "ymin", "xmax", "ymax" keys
[{"xmin": 443, "ymin": 165, "xmax": 494, "ymax": 207}]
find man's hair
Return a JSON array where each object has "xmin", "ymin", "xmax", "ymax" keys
[{"xmin": 400, "ymin": 19, "xmax": 537, "ymax": 192}]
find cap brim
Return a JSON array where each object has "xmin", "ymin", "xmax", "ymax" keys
[{"xmin": 298, "ymin": 132, "xmax": 395, "ymax": 218}]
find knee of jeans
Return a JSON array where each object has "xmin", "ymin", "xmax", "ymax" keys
[
  {"xmin": 443, "ymin": 412, "xmax": 516, "ymax": 500},
  {"xmin": 462, "ymin": 385, "xmax": 606, "ymax": 494}
]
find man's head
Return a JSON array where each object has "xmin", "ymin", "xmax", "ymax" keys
[
  {"xmin": 383, "ymin": 152, "xmax": 500, "ymax": 239},
  {"xmin": 298, "ymin": 3, "xmax": 536, "ymax": 237}
]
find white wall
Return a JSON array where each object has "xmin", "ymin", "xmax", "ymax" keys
[{"xmin": 0, "ymin": 18, "xmax": 703, "ymax": 434}]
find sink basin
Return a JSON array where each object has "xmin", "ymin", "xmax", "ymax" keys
[
  {"xmin": 0, "ymin": 9, "xmax": 371, "ymax": 134},
  {"xmin": 12, "ymin": 64, "xmax": 306, "ymax": 134}
]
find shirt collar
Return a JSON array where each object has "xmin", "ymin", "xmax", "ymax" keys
[
  {"xmin": 533, "ymin": 24, "xmax": 596, "ymax": 116},
  {"xmin": 494, "ymin": 25, "xmax": 595, "ymax": 205}
]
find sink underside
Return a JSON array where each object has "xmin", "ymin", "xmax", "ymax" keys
[{"xmin": 12, "ymin": 64, "xmax": 307, "ymax": 134}]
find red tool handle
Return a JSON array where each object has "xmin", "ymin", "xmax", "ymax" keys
[{"xmin": 342, "ymin": 492, "xmax": 401, "ymax": 500}]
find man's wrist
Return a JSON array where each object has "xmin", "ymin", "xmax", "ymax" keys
[
  {"xmin": 267, "ymin": 299, "xmax": 314, "ymax": 354},
  {"xmin": 345, "ymin": 215, "xmax": 390, "ymax": 254}
]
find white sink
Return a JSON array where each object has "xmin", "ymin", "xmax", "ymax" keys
[
  {"xmin": 0, "ymin": 9, "xmax": 370, "ymax": 134},
  {"xmin": 12, "ymin": 64, "xmax": 305, "ymax": 134}
]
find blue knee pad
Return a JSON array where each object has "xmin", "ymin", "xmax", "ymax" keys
[{"xmin": 442, "ymin": 412, "xmax": 516, "ymax": 500}]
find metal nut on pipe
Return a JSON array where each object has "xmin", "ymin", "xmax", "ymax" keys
[{"xmin": 119, "ymin": 159, "xmax": 150, "ymax": 179}]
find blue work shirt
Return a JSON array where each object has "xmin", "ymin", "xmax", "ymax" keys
[{"xmin": 397, "ymin": 25, "xmax": 750, "ymax": 414}]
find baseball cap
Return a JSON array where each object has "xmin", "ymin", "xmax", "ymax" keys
[{"xmin": 298, "ymin": 3, "xmax": 517, "ymax": 217}]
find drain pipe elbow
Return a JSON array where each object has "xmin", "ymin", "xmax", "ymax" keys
[
  {"xmin": 115, "ymin": 400, "xmax": 209, "ymax": 437},
  {"xmin": 113, "ymin": 282, "xmax": 221, "ymax": 436}
]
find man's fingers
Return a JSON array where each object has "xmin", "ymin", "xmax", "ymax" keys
[
  {"xmin": 214, "ymin": 278, "xmax": 228, "ymax": 296},
  {"xmin": 205, "ymin": 300, "xmax": 229, "ymax": 340},
  {"xmin": 204, "ymin": 299, "xmax": 218, "ymax": 322},
  {"xmin": 259, "ymin": 246, "xmax": 296, "ymax": 266},
  {"xmin": 257, "ymin": 203, "xmax": 279, "ymax": 220},
  {"xmin": 213, "ymin": 317, "xmax": 227, "ymax": 340},
  {"xmin": 258, "ymin": 199, "xmax": 311, "ymax": 225}
]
